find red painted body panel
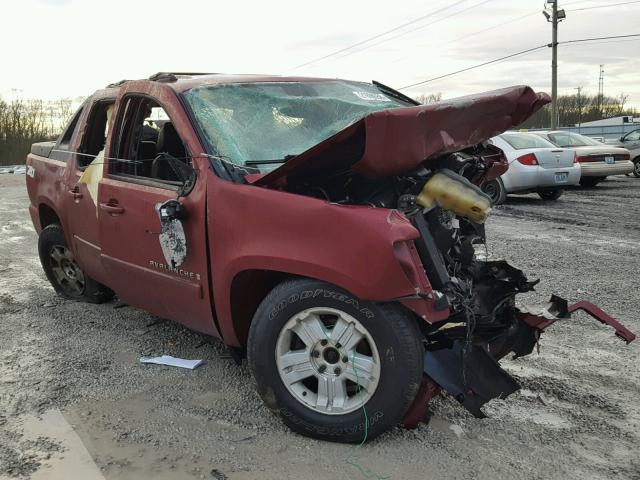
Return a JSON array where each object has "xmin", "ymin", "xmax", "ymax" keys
[
  {"xmin": 23, "ymin": 78, "xmax": 549, "ymax": 348},
  {"xmin": 205, "ymin": 174, "xmax": 438, "ymax": 346}
]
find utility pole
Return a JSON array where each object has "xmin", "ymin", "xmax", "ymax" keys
[
  {"xmin": 597, "ymin": 64, "xmax": 605, "ymax": 117},
  {"xmin": 544, "ymin": 1, "xmax": 566, "ymax": 129},
  {"xmin": 551, "ymin": 1, "xmax": 558, "ymax": 129},
  {"xmin": 575, "ymin": 86, "xmax": 582, "ymax": 132}
]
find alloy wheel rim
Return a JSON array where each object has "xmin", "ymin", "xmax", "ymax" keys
[
  {"xmin": 275, "ymin": 307, "xmax": 381, "ymax": 415},
  {"xmin": 634, "ymin": 161, "xmax": 640, "ymax": 176},
  {"xmin": 49, "ymin": 245, "xmax": 85, "ymax": 296}
]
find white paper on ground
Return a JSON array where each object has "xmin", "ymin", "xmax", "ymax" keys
[{"xmin": 139, "ymin": 355, "xmax": 204, "ymax": 369}]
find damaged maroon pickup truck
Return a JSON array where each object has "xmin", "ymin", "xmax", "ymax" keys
[{"xmin": 26, "ymin": 73, "xmax": 635, "ymax": 443}]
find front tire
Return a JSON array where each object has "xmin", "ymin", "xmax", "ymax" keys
[
  {"xmin": 482, "ymin": 178, "xmax": 507, "ymax": 205},
  {"xmin": 247, "ymin": 278, "xmax": 424, "ymax": 443},
  {"xmin": 38, "ymin": 224, "xmax": 113, "ymax": 303},
  {"xmin": 537, "ymin": 189, "xmax": 563, "ymax": 201}
]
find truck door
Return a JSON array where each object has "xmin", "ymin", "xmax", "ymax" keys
[
  {"xmin": 97, "ymin": 94, "xmax": 216, "ymax": 335},
  {"xmin": 63, "ymin": 98, "xmax": 114, "ymax": 285}
]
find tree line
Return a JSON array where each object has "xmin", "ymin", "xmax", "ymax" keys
[
  {"xmin": 417, "ymin": 90, "xmax": 637, "ymax": 129},
  {"xmin": 513, "ymin": 92, "xmax": 636, "ymax": 129},
  {"xmin": 0, "ymin": 97, "xmax": 76, "ymax": 166}
]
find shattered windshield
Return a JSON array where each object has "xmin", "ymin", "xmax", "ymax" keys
[{"xmin": 183, "ymin": 81, "xmax": 409, "ymax": 172}]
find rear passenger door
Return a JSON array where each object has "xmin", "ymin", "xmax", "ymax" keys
[
  {"xmin": 97, "ymin": 92, "xmax": 216, "ymax": 335},
  {"xmin": 63, "ymin": 98, "xmax": 114, "ymax": 284}
]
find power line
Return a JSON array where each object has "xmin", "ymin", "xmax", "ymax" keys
[
  {"xmin": 376, "ymin": 2, "xmax": 528, "ymax": 67},
  {"xmin": 323, "ymin": 0, "xmax": 493, "ymax": 64},
  {"xmin": 562, "ymin": 36, "xmax": 640, "ymax": 46},
  {"xmin": 388, "ymin": 0, "xmax": 605, "ymax": 69},
  {"xmin": 566, "ymin": 0, "xmax": 640, "ymax": 11},
  {"xmin": 398, "ymin": 44, "xmax": 548, "ymax": 90},
  {"xmin": 290, "ymin": 0, "xmax": 470, "ymax": 70},
  {"xmin": 397, "ymin": 33, "xmax": 640, "ymax": 90},
  {"xmin": 291, "ymin": 0, "xmax": 626, "ymax": 72},
  {"xmin": 561, "ymin": 33, "xmax": 640, "ymax": 44}
]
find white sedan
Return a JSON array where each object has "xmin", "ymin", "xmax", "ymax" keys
[{"xmin": 484, "ymin": 132, "xmax": 581, "ymax": 204}]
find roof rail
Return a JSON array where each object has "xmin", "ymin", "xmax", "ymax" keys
[
  {"xmin": 148, "ymin": 72, "xmax": 215, "ymax": 83},
  {"xmin": 106, "ymin": 79, "xmax": 130, "ymax": 88}
]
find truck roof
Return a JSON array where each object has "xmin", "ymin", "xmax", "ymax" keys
[{"xmin": 99, "ymin": 72, "xmax": 346, "ymax": 97}]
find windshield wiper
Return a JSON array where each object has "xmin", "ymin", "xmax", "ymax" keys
[
  {"xmin": 372, "ymin": 80, "xmax": 421, "ymax": 106},
  {"xmin": 245, "ymin": 154, "xmax": 298, "ymax": 166}
]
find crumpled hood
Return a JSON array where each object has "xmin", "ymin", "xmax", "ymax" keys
[{"xmin": 253, "ymin": 85, "xmax": 549, "ymax": 186}]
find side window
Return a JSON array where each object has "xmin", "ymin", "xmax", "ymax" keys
[
  {"xmin": 78, "ymin": 100, "xmax": 115, "ymax": 169},
  {"xmin": 57, "ymin": 105, "xmax": 84, "ymax": 152},
  {"xmin": 110, "ymin": 96, "xmax": 189, "ymax": 185},
  {"xmin": 624, "ymin": 130, "xmax": 640, "ymax": 142},
  {"xmin": 48, "ymin": 105, "xmax": 85, "ymax": 162}
]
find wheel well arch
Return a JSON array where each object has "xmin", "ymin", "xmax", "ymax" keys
[
  {"xmin": 229, "ymin": 269, "xmax": 292, "ymax": 347},
  {"xmin": 38, "ymin": 203, "xmax": 61, "ymax": 229},
  {"xmin": 226, "ymin": 269, "xmax": 428, "ymax": 350}
]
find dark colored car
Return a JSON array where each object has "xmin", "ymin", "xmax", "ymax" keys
[{"xmin": 25, "ymin": 73, "xmax": 635, "ymax": 442}]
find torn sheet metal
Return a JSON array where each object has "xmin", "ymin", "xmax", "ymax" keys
[
  {"xmin": 78, "ymin": 153, "xmax": 103, "ymax": 208},
  {"xmin": 254, "ymin": 85, "xmax": 550, "ymax": 186},
  {"xmin": 520, "ymin": 295, "xmax": 636, "ymax": 344},
  {"xmin": 424, "ymin": 341, "xmax": 520, "ymax": 418}
]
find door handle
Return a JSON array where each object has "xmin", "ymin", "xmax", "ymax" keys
[
  {"xmin": 99, "ymin": 201, "xmax": 125, "ymax": 215},
  {"xmin": 68, "ymin": 187, "xmax": 82, "ymax": 200}
]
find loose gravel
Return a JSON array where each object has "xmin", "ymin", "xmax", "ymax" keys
[{"xmin": 0, "ymin": 174, "xmax": 638, "ymax": 479}]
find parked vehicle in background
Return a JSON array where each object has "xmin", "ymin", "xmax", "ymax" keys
[
  {"xmin": 604, "ymin": 128, "xmax": 640, "ymax": 177},
  {"xmin": 534, "ymin": 131, "xmax": 633, "ymax": 186},
  {"xmin": 484, "ymin": 132, "xmax": 579, "ymax": 204}
]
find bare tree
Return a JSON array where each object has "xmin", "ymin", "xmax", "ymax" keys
[
  {"xmin": 415, "ymin": 92, "xmax": 443, "ymax": 104},
  {"xmin": 0, "ymin": 96, "xmax": 81, "ymax": 166},
  {"xmin": 518, "ymin": 91, "xmax": 638, "ymax": 128}
]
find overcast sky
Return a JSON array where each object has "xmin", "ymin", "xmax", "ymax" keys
[{"xmin": 2, "ymin": 0, "xmax": 639, "ymax": 107}]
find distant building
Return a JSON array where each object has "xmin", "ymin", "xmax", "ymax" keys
[{"xmin": 576, "ymin": 116, "xmax": 638, "ymax": 127}]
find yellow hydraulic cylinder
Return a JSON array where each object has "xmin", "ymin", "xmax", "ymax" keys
[{"xmin": 416, "ymin": 170, "xmax": 492, "ymax": 223}]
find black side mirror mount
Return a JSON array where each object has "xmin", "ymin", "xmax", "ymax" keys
[{"xmin": 154, "ymin": 153, "xmax": 197, "ymax": 197}]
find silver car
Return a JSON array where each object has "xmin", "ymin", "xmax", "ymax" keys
[
  {"xmin": 534, "ymin": 131, "xmax": 633, "ymax": 186},
  {"xmin": 485, "ymin": 132, "xmax": 580, "ymax": 204}
]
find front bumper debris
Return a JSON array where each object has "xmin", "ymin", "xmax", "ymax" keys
[
  {"xmin": 403, "ymin": 295, "xmax": 635, "ymax": 428},
  {"xmin": 519, "ymin": 295, "xmax": 636, "ymax": 344}
]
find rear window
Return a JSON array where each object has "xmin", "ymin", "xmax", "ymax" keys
[
  {"xmin": 500, "ymin": 133, "xmax": 556, "ymax": 150},
  {"xmin": 547, "ymin": 132, "xmax": 600, "ymax": 147}
]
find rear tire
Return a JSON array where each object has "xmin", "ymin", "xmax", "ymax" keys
[
  {"xmin": 633, "ymin": 158, "xmax": 640, "ymax": 178},
  {"xmin": 537, "ymin": 189, "xmax": 563, "ymax": 201},
  {"xmin": 247, "ymin": 278, "xmax": 424, "ymax": 443},
  {"xmin": 482, "ymin": 178, "xmax": 507, "ymax": 205},
  {"xmin": 38, "ymin": 224, "xmax": 113, "ymax": 303},
  {"xmin": 579, "ymin": 176, "xmax": 604, "ymax": 187}
]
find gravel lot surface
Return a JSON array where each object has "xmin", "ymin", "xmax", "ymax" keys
[{"xmin": 1, "ymin": 174, "xmax": 638, "ymax": 480}]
